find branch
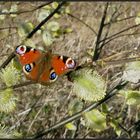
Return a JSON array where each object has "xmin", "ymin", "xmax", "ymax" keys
[
  {"xmin": 102, "ymin": 31, "xmax": 140, "ymax": 46},
  {"xmin": 99, "ymin": 56, "xmax": 140, "ymax": 66},
  {"xmin": 29, "ymin": 79, "xmax": 128, "ymax": 139},
  {"xmin": 0, "ymin": 81, "xmax": 37, "ymax": 91},
  {"xmin": 1, "ymin": 55, "xmax": 139, "ymax": 92},
  {"xmin": 98, "ymin": 4, "xmax": 119, "ymax": 55},
  {"xmin": 99, "ymin": 23, "xmax": 140, "ymax": 44},
  {"xmin": 26, "ymin": 1, "xmax": 66, "ymax": 39},
  {"xmin": 0, "ymin": 2, "xmax": 52, "ymax": 15},
  {"xmin": 92, "ymin": 2, "xmax": 109, "ymax": 61},
  {"xmin": 68, "ymin": 13, "xmax": 97, "ymax": 36},
  {"xmin": 128, "ymin": 120, "xmax": 140, "ymax": 137},
  {"xmin": 0, "ymin": 52, "xmax": 15, "ymax": 70},
  {"xmin": 104, "ymin": 15, "xmax": 136, "ymax": 26},
  {"xmin": 0, "ymin": 26, "xmax": 17, "ymax": 30},
  {"xmin": 0, "ymin": 1, "xmax": 66, "ymax": 71},
  {"xmin": 10, "ymin": 91, "xmax": 45, "ymax": 131},
  {"xmin": 118, "ymin": 123, "xmax": 131, "ymax": 138}
]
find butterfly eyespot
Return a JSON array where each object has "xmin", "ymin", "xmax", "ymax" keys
[
  {"xmin": 49, "ymin": 69, "xmax": 58, "ymax": 82},
  {"xmin": 16, "ymin": 45, "xmax": 27, "ymax": 55},
  {"xmin": 23, "ymin": 63, "xmax": 34, "ymax": 75},
  {"xmin": 66, "ymin": 58, "xmax": 76, "ymax": 69}
]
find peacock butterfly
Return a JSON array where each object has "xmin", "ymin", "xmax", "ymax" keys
[{"xmin": 15, "ymin": 45, "xmax": 76, "ymax": 85}]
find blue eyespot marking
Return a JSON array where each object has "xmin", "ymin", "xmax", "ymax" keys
[
  {"xmin": 50, "ymin": 71, "xmax": 57, "ymax": 80},
  {"xmin": 23, "ymin": 63, "xmax": 34, "ymax": 75},
  {"xmin": 25, "ymin": 64, "xmax": 32, "ymax": 72}
]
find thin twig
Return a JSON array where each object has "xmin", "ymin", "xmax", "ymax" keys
[
  {"xmin": 99, "ymin": 23, "xmax": 140, "ymax": 44},
  {"xmin": 102, "ymin": 32, "xmax": 140, "ymax": 46},
  {"xmin": 10, "ymin": 92, "xmax": 45, "ymax": 131},
  {"xmin": 128, "ymin": 120, "xmax": 140, "ymax": 137},
  {"xmin": 27, "ymin": 103, "xmax": 45, "ymax": 135},
  {"xmin": 104, "ymin": 15, "xmax": 136, "ymax": 26},
  {"xmin": 0, "ymin": 2, "xmax": 52, "ymax": 15},
  {"xmin": 0, "ymin": 52, "xmax": 15, "ymax": 70},
  {"xmin": 0, "ymin": 81, "xmax": 37, "ymax": 91},
  {"xmin": 92, "ymin": 2, "xmax": 109, "ymax": 61},
  {"xmin": 27, "ymin": 1, "xmax": 66, "ymax": 39},
  {"xmin": 98, "ymin": 4, "xmax": 119, "ymax": 55},
  {"xmin": 98, "ymin": 57, "xmax": 140, "ymax": 66},
  {"xmin": 0, "ymin": 26, "xmax": 17, "ymax": 30},
  {"xmin": 71, "ymin": 119, "xmax": 81, "ymax": 138},
  {"xmin": 0, "ymin": 55, "xmax": 139, "ymax": 92},
  {"xmin": 118, "ymin": 123, "xmax": 131, "ymax": 138},
  {"xmin": 29, "ymin": 79, "xmax": 128, "ymax": 139},
  {"xmin": 0, "ymin": 1, "xmax": 66, "ymax": 70},
  {"xmin": 68, "ymin": 13, "xmax": 97, "ymax": 36}
]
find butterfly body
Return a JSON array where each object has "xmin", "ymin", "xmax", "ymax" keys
[{"xmin": 15, "ymin": 45, "xmax": 76, "ymax": 85}]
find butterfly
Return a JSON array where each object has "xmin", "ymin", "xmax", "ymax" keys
[{"xmin": 15, "ymin": 45, "xmax": 76, "ymax": 85}]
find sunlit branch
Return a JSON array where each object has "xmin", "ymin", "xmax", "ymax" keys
[{"xmin": 29, "ymin": 79, "xmax": 128, "ymax": 139}]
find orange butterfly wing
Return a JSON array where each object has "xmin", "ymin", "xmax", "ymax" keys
[
  {"xmin": 51, "ymin": 56, "xmax": 67, "ymax": 75},
  {"xmin": 19, "ymin": 50, "xmax": 42, "ymax": 65},
  {"xmin": 15, "ymin": 45, "xmax": 43, "ymax": 65},
  {"xmin": 15, "ymin": 45, "xmax": 76, "ymax": 85}
]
